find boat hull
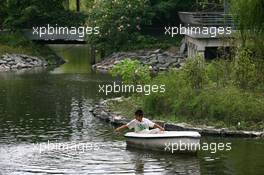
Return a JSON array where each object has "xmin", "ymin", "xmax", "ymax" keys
[{"xmin": 125, "ymin": 131, "xmax": 201, "ymax": 153}]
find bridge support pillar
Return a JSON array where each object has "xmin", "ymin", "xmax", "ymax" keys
[{"xmin": 90, "ymin": 45, "xmax": 96, "ymax": 65}]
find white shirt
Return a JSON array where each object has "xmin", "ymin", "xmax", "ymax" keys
[{"xmin": 126, "ymin": 118, "xmax": 155, "ymax": 132}]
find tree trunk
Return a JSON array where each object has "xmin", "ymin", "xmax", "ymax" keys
[{"xmin": 76, "ymin": 0, "xmax": 80, "ymax": 12}]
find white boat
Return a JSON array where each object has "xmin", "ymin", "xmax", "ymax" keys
[{"xmin": 124, "ymin": 131, "xmax": 201, "ymax": 153}]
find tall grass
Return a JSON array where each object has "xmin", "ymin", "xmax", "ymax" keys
[{"xmin": 141, "ymin": 53, "xmax": 264, "ymax": 130}]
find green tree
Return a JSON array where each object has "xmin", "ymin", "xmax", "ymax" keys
[
  {"xmin": 230, "ymin": 0, "xmax": 264, "ymax": 60},
  {"xmin": 0, "ymin": 0, "xmax": 7, "ymax": 28},
  {"xmin": 230, "ymin": 0, "xmax": 264, "ymax": 84},
  {"xmin": 86, "ymin": 0, "xmax": 153, "ymax": 52},
  {"xmin": 149, "ymin": 0, "xmax": 195, "ymax": 26},
  {"xmin": 2, "ymin": 0, "xmax": 86, "ymax": 30}
]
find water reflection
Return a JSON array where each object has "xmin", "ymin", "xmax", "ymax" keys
[
  {"xmin": 127, "ymin": 148, "xmax": 201, "ymax": 174},
  {"xmin": 49, "ymin": 44, "xmax": 92, "ymax": 74}
]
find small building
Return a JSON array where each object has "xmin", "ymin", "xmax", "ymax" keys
[{"xmin": 178, "ymin": 1, "xmax": 235, "ymax": 59}]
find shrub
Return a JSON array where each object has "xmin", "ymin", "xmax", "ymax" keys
[
  {"xmin": 139, "ymin": 56, "xmax": 264, "ymax": 130},
  {"xmin": 232, "ymin": 49, "xmax": 257, "ymax": 90},
  {"xmin": 143, "ymin": 70, "xmax": 191, "ymax": 117},
  {"xmin": 183, "ymin": 55, "xmax": 208, "ymax": 89},
  {"xmin": 206, "ymin": 59, "xmax": 232, "ymax": 87},
  {"xmin": 110, "ymin": 58, "xmax": 151, "ymax": 85}
]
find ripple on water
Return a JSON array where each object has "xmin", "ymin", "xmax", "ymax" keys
[{"xmin": 0, "ymin": 140, "xmax": 201, "ymax": 175}]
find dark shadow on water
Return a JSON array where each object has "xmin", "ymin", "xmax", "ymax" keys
[{"xmin": 126, "ymin": 146, "xmax": 201, "ymax": 175}]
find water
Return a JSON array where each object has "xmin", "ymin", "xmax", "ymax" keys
[{"xmin": 0, "ymin": 44, "xmax": 263, "ymax": 175}]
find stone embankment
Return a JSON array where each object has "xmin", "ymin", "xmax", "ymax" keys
[
  {"xmin": 0, "ymin": 53, "xmax": 49, "ymax": 72},
  {"xmin": 91, "ymin": 98, "xmax": 264, "ymax": 138},
  {"xmin": 92, "ymin": 49, "xmax": 185, "ymax": 73}
]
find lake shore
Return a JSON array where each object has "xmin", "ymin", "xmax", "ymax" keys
[
  {"xmin": 0, "ymin": 33, "xmax": 65, "ymax": 72},
  {"xmin": 0, "ymin": 53, "xmax": 65, "ymax": 72},
  {"xmin": 91, "ymin": 97, "xmax": 264, "ymax": 138},
  {"xmin": 0, "ymin": 53, "xmax": 49, "ymax": 72},
  {"xmin": 92, "ymin": 49, "xmax": 185, "ymax": 73}
]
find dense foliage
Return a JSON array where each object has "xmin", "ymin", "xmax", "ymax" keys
[
  {"xmin": 85, "ymin": 0, "xmax": 196, "ymax": 52},
  {"xmin": 86, "ymin": 0, "xmax": 153, "ymax": 51},
  {"xmin": 229, "ymin": 0, "xmax": 264, "ymax": 83},
  {"xmin": 111, "ymin": 53, "xmax": 264, "ymax": 130},
  {"xmin": 148, "ymin": 0, "xmax": 195, "ymax": 26},
  {"xmin": 0, "ymin": 0, "xmax": 86, "ymax": 30},
  {"xmin": 146, "ymin": 54, "xmax": 263, "ymax": 129},
  {"xmin": 0, "ymin": 32, "xmax": 61, "ymax": 64}
]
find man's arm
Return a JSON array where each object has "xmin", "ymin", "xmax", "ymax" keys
[
  {"xmin": 114, "ymin": 124, "xmax": 128, "ymax": 132},
  {"xmin": 154, "ymin": 123, "xmax": 165, "ymax": 131}
]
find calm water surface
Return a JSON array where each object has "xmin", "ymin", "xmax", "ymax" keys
[{"xmin": 0, "ymin": 44, "xmax": 263, "ymax": 175}]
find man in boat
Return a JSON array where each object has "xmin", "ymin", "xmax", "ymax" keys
[{"xmin": 114, "ymin": 109, "xmax": 165, "ymax": 133}]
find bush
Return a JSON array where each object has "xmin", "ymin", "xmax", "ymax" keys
[
  {"xmin": 183, "ymin": 55, "xmax": 208, "ymax": 89},
  {"xmin": 143, "ymin": 70, "xmax": 191, "ymax": 116},
  {"xmin": 110, "ymin": 58, "xmax": 151, "ymax": 85},
  {"xmin": 140, "ymin": 54, "xmax": 264, "ymax": 130},
  {"xmin": 206, "ymin": 59, "xmax": 232, "ymax": 87},
  {"xmin": 232, "ymin": 49, "xmax": 257, "ymax": 90},
  {"xmin": 0, "ymin": 32, "xmax": 32, "ymax": 47}
]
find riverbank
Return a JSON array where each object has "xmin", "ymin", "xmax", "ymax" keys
[
  {"xmin": 0, "ymin": 53, "xmax": 49, "ymax": 72},
  {"xmin": 92, "ymin": 48, "xmax": 185, "ymax": 73},
  {"xmin": 91, "ymin": 97, "xmax": 264, "ymax": 138},
  {"xmin": 0, "ymin": 32, "xmax": 64, "ymax": 72}
]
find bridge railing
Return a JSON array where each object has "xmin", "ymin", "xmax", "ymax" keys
[{"xmin": 178, "ymin": 12, "xmax": 235, "ymax": 27}]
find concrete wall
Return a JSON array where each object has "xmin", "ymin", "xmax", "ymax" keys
[{"xmin": 185, "ymin": 35, "xmax": 231, "ymax": 59}]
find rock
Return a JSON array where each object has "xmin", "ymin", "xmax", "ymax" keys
[
  {"xmin": 17, "ymin": 63, "xmax": 28, "ymax": 69},
  {"xmin": 0, "ymin": 65, "xmax": 10, "ymax": 71},
  {"xmin": 159, "ymin": 67, "xmax": 167, "ymax": 71},
  {"xmin": 179, "ymin": 62, "xmax": 185, "ymax": 67},
  {"xmin": 113, "ymin": 60, "xmax": 120, "ymax": 65},
  {"xmin": 0, "ymin": 53, "xmax": 51, "ymax": 72},
  {"xmin": 152, "ymin": 49, "xmax": 161, "ymax": 54},
  {"xmin": 157, "ymin": 56, "xmax": 166, "ymax": 64},
  {"xmin": 152, "ymin": 66, "xmax": 159, "ymax": 72},
  {"xmin": 5, "ymin": 57, "xmax": 13, "ymax": 62},
  {"xmin": 25, "ymin": 58, "xmax": 33, "ymax": 63},
  {"xmin": 9, "ymin": 61, "xmax": 17, "ymax": 66},
  {"xmin": 168, "ymin": 57, "xmax": 178, "ymax": 64},
  {"xmin": 93, "ymin": 49, "xmax": 187, "ymax": 73},
  {"xmin": 172, "ymin": 62, "xmax": 180, "ymax": 68},
  {"xmin": 91, "ymin": 98, "xmax": 264, "ymax": 138},
  {"xmin": 148, "ymin": 58, "xmax": 158, "ymax": 65},
  {"xmin": 163, "ymin": 51, "xmax": 175, "ymax": 57},
  {"xmin": 0, "ymin": 60, "xmax": 7, "ymax": 64},
  {"xmin": 162, "ymin": 62, "xmax": 171, "ymax": 68},
  {"xmin": 11, "ymin": 65, "xmax": 18, "ymax": 69}
]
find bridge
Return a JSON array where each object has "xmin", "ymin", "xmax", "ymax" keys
[{"xmin": 0, "ymin": 29, "xmax": 87, "ymax": 44}]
